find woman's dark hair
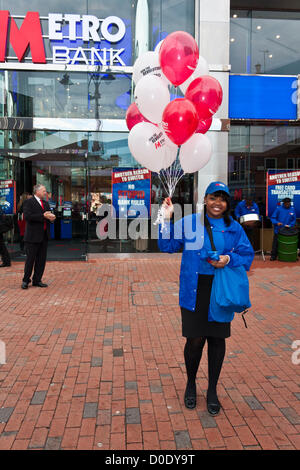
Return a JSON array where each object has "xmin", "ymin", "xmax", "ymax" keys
[{"xmin": 204, "ymin": 190, "xmax": 231, "ymax": 226}]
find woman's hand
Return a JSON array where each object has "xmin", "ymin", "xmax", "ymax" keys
[
  {"xmin": 162, "ymin": 197, "xmax": 174, "ymax": 220},
  {"xmin": 209, "ymin": 255, "xmax": 230, "ymax": 268}
]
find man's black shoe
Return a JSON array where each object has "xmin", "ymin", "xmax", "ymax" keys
[
  {"xmin": 0, "ymin": 263, "xmax": 11, "ymax": 267},
  {"xmin": 21, "ymin": 282, "xmax": 29, "ymax": 289},
  {"xmin": 32, "ymin": 282, "xmax": 48, "ymax": 287}
]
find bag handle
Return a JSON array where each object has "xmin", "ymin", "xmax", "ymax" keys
[{"xmin": 204, "ymin": 216, "xmax": 217, "ymax": 251}]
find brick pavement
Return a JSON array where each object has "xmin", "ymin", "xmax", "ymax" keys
[{"xmin": 0, "ymin": 256, "xmax": 299, "ymax": 451}]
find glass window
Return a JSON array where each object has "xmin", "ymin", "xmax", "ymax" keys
[
  {"xmin": 230, "ymin": 10, "xmax": 300, "ymax": 74},
  {"xmin": 5, "ymin": 70, "xmax": 131, "ymax": 118},
  {"xmin": 149, "ymin": 0, "xmax": 195, "ymax": 49},
  {"xmin": 229, "ymin": 124, "xmax": 300, "ymax": 222}
]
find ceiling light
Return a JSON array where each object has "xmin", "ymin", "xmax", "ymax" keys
[
  {"xmin": 233, "ymin": 14, "xmax": 238, "ymax": 18},
  {"xmin": 268, "ymin": 54, "xmax": 273, "ymax": 58},
  {"xmin": 276, "ymin": 35, "xmax": 280, "ymax": 39},
  {"xmin": 230, "ymin": 38, "xmax": 235, "ymax": 42},
  {"xmin": 256, "ymin": 25, "xmax": 262, "ymax": 30}
]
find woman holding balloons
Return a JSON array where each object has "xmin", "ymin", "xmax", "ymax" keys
[
  {"xmin": 126, "ymin": 31, "xmax": 251, "ymax": 416},
  {"xmin": 158, "ymin": 183, "xmax": 254, "ymax": 416}
]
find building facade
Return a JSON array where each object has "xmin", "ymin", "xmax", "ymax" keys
[{"xmin": 0, "ymin": 0, "xmax": 299, "ymax": 259}]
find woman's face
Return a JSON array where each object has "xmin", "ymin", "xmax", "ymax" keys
[{"xmin": 204, "ymin": 193, "xmax": 227, "ymax": 218}]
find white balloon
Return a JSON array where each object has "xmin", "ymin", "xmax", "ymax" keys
[
  {"xmin": 154, "ymin": 39, "xmax": 164, "ymax": 54},
  {"xmin": 133, "ymin": 50, "xmax": 170, "ymax": 86},
  {"xmin": 157, "ymin": 123, "xmax": 178, "ymax": 150},
  {"xmin": 134, "ymin": 75, "xmax": 170, "ymax": 124},
  {"xmin": 128, "ymin": 122, "xmax": 177, "ymax": 172},
  {"xmin": 162, "ymin": 146, "xmax": 177, "ymax": 169},
  {"xmin": 179, "ymin": 133, "xmax": 212, "ymax": 173},
  {"xmin": 179, "ymin": 56, "xmax": 209, "ymax": 94}
]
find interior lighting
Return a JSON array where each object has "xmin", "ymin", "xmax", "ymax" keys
[
  {"xmin": 276, "ymin": 35, "xmax": 280, "ymax": 39},
  {"xmin": 256, "ymin": 25, "xmax": 262, "ymax": 30},
  {"xmin": 230, "ymin": 38, "xmax": 235, "ymax": 42}
]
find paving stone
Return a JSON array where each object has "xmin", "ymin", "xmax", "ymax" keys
[
  {"xmin": 31, "ymin": 391, "xmax": 47, "ymax": 405},
  {"xmin": 30, "ymin": 335, "xmax": 40, "ymax": 342},
  {"xmin": 126, "ymin": 408, "xmax": 141, "ymax": 424},
  {"xmin": 67, "ymin": 333, "xmax": 77, "ymax": 340},
  {"xmin": 174, "ymin": 430, "xmax": 192, "ymax": 449},
  {"xmin": 113, "ymin": 348, "xmax": 123, "ymax": 357},
  {"xmin": 262, "ymin": 347, "xmax": 278, "ymax": 356},
  {"xmin": 198, "ymin": 411, "xmax": 217, "ymax": 429},
  {"xmin": 51, "ymin": 328, "xmax": 62, "ymax": 335},
  {"xmin": 125, "ymin": 381, "xmax": 137, "ymax": 391},
  {"xmin": 279, "ymin": 407, "xmax": 300, "ymax": 425},
  {"xmin": 243, "ymin": 396, "xmax": 264, "ymax": 410},
  {"xmin": 0, "ymin": 407, "xmax": 14, "ymax": 423},
  {"xmin": 83, "ymin": 403, "xmax": 98, "ymax": 418},
  {"xmin": 91, "ymin": 357, "xmax": 103, "ymax": 367},
  {"xmin": 45, "ymin": 437, "xmax": 62, "ymax": 450}
]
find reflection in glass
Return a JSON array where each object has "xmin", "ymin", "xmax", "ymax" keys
[
  {"xmin": 230, "ymin": 10, "xmax": 300, "ymax": 75},
  {"xmin": 5, "ymin": 70, "xmax": 132, "ymax": 119},
  {"xmin": 229, "ymin": 124, "xmax": 300, "ymax": 212}
]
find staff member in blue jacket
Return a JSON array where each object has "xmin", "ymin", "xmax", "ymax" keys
[
  {"xmin": 269, "ymin": 198, "xmax": 296, "ymax": 261},
  {"xmin": 234, "ymin": 196, "xmax": 260, "ymax": 246},
  {"xmin": 158, "ymin": 181, "xmax": 254, "ymax": 416}
]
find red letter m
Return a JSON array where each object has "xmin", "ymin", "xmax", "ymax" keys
[{"xmin": 0, "ymin": 11, "xmax": 46, "ymax": 63}]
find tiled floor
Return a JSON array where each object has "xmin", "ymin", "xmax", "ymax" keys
[{"xmin": 0, "ymin": 256, "xmax": 299, "ymax": 450}]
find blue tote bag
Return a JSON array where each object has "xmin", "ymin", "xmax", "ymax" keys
[
  {"xmin": 213, "ymin": 264, "xmax": 251, "ymax": 312},
  {"xmin": 205, "ymin": 217, "xmax": 251, "ymax": 325}
]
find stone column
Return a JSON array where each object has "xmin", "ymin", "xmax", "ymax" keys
[{"xmin": 194, "ymin": 0, "xmax": 230, "ymax": 210}]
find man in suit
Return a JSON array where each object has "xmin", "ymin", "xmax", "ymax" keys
[{"xmin": 22, "ymin": 184, "xmax": 55, "ymax": 289}]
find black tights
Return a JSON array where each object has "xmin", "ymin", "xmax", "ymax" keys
[{"xmin": 184, "ymin": 336, "xmax": 226, "ymax": 402}]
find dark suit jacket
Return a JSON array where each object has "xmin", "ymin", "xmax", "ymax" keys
[{"xmin": 23, "ymin": 196, "xmax": 51, "ymax": 243}]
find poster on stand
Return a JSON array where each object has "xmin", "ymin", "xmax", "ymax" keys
[
  {"xmin": 112, "ymin": 168, "xmax": 151, "ymax": 218},
  {"xmin": 0, "ymin": 180, "xmax": 16, "ymax": 215},
  {"xmin": 266, "ymin": 169, "xmax": 300, "ymax": 217}
]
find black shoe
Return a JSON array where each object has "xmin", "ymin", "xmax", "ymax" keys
[
  {"xmin": 206, "ymin": 392, "xmax": 221, "ymax": 416},
  {"xmin": 32, "ymin": 282, "xmax": 48, "ymax": 287},
  {"xmin": 184, "ymin": 383, "xmax": 197, "ymax": 409},
  {"xmin": 21, "ymin": 282, "xmax": 29, "ymax": 289},
  {"xmin": 270, "ymin": 257, "xmax": 276, "ymax": 261},
  {"xmin": 0, "ymin": 263, "xmax": 11, "ymax": 267}
]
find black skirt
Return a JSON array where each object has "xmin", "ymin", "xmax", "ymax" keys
[{"xmin": 181, "ymin": 274, "xmax": 231, "ymax": 339}]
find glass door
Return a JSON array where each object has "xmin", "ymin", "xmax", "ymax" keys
[{"xmin": 22, "ymin": 153, "xmax": 89, "ymax": 261}]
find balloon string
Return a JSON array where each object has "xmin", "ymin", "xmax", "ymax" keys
[{"xmin": 158, "ymin": 146, "xmax": 184, "ymax": 199}]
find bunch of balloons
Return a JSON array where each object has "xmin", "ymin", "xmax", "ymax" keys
[{"xmin": 126, "ymin": 31, "xmax": 223, "ymax": 193}]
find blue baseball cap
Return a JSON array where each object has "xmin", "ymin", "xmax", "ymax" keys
[{"xmin": 205, "ymin": 181, "xmax": 230, "ymax": 196}]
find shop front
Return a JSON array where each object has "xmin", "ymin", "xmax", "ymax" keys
[{"xmin": 0, "ymin": 0, "xmax": 197, "ymax": 259}]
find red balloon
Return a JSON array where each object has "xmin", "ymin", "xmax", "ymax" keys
[
  {"xmin": 185, "ymin": 75, "xmax": 223, "ymax": 119},
  {"xmin": 196, "ymin": 117, "xmax": 212, "ymax": 134},
  {"xmin": 162, "ymin": 98, "xmax": 199, "ymax": 146},
  {"xmin": 159, "ymin": 31, "xmax": 199, "ymax": 87},
  {"xmin": 126, "ymin": 103, "xmax": 149, "ymax": 130}
]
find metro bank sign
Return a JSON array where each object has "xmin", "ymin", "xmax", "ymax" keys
[{"xmin": 0, "ymin": 11, "xmax": 131, "ymax": 66}]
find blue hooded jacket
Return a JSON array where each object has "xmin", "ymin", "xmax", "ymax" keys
[
  {"xmin": 270, "ymin": 204, "xmax": 296, "ymax": 234},
  {"xmin": 158, "ymin": 214, "xmax": 254, "ymax": 312}
]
